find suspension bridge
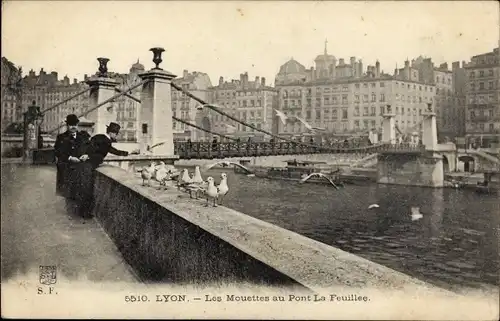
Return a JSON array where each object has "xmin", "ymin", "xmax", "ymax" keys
[{"xmin": 10, "ymin": 48, "xmax": 500, "ymax": 181}]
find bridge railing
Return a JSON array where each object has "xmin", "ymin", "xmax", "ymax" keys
[{"xmin": 173, "ymin": 141, "xmax": 419, "ymax": 159}]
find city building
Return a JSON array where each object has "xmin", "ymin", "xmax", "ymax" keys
[
  {"xmin": 464, "ymin": 47, "xmax": 500, "ymax": 148},
  {"xmin": 21, "ymin": 68, "xmax": 90, "ymax": 134},
  {"xmin": 197, "ymin": 72, "xmax": 278, "ymax": 142},
  {"xmin": 411, "ymin": 56, "xmax": 465, "ymax": 140},
  {"xmin": 1, "ymin": 57, "xmax": 23, "ymax": 131},
  {"xmin": 108, "ymin": 60, "xmax": 145, "ymax": 142},
  {"xmin": 172, "ymin": 70, "xmax": 212, "ymax": 141},
  {"xmin": 274, "ymin": 46, "xmax": 436, "ymax": 139}
]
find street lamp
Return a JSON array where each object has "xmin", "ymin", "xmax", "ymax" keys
[{"xmin": 23, "ymin": 100, "xmax": 43, "ymax": 161}]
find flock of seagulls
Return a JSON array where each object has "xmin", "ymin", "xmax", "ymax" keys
[
  {"xmin": 139, "ymin": 161, "xmax": 179, "ymax": 188},
  {"xmin": 138, "ymin": 162, "xmax": 230, "ymax": 207},
  {"xmin": 177, "ymin": 167, "xmax": 229, "ymax": 207}
]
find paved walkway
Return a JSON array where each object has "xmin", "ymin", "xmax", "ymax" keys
[{"xmin": 1, "ymin": 164, "xmax": 137, "ymax": 283}]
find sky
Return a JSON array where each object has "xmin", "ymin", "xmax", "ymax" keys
[{"xmin": 2, "ymin": 1, "xmax": 499, "ymax": 86}]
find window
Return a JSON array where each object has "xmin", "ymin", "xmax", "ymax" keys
[
  {"xmin": 371, "ymin": 93, "xmax": 376, "ymax": 102},
  {"xmin": 354, "ymin": 95, "xmax": 360, "ymax": 103},
  {"xmin": 316, "ymin": 110, "xmax": 321, "ymax": 119},
  {"xmin": 363, "ymin": 95, "xmax": 368, "ymax": 102},
  {"xmin": 363, "ymin": 107, "xmax": 369, "ymax": 116},
  {"xmin": 354, "ymin": 107, "xmax": 360, "ymax": 116},
  {"xmin": 342, "ymin": 95, "xmax": 348, "ymax": 104},
  {"xmin": 380, "ymin": 82, "xmax": 385, "ymax": 87},
  {"xmin": 371, "ymin": 107, "xmax": 376, "ymax": 116},
  {"xmin": 354, "ymin": 120, "xmax": 360, "ymax": 128},
  {"xmin": 489, "ymin": 69, "xmax": 494, "ymax": 76},
  {"xmin": 479, "ymin": 82, "xmax": 485, "ymax": 90},
  {"xmin": 342, "ymin": 109, "xmax": 348, "ymax": 119},
  {"xmin": 380, "ymin": 94, "xmax": 385, "ymax": 102},
  {"xmin": 355, "ymin": 84, "xmax": 360, "ymax": 89},
  {"xmin": 479, "ymin": 70, "xmax": 484, "ymax": 77}
]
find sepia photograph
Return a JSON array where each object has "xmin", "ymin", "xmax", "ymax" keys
[{"xmin": 1, "ymin": 0, "xmax": 499, "ymax": 319}]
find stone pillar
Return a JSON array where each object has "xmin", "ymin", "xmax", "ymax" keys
[
  {"xmin": 422, "ymin": 103, "xmax": 438, "ymax": 150},
  {"xmin": 138, "ymin": 48, "xmax": 176, "ymax": 156},
  {"xmin": 382, "ymin": 107, "xmax": 396, "ymax": 144},
  {"xmin": 86, "ymin": 58, "xmax": 119, "ymax": 136}
]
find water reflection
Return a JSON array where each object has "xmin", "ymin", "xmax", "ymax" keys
[{"xmin": 187, "ymin": 166, "xmax": 499, "ymax": 290}]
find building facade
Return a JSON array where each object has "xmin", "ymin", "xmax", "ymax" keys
[
  {"xmin": 196, "ymin": 72, "xmax": 277, "ymax": 142},
  {"xmin": 411, "ymin": 57, "xmax": 466, "ymax": 140},
  {"xmin": 274, "ymin": 48, "xmax": 436, "ymax": 139},
  {"xmin": 1, "ymin": 57, "xmax": 23, "ymax": 131},
  {"xmin": 172, "ymin": 70, "xmax": 212, "ymax": 141},
  {"xmin": 464, "ymin": 47, "xmax": 500, "ymax": 148}
]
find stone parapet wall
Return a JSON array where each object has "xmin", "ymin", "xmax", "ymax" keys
[{"xmin": 92, "ymin": 165, "xmax": 453, "ymax": 293}]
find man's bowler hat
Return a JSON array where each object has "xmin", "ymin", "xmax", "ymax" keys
[
  {"xmin": 106, "ymin": 122, "xmax": 121, "ymax": 134},
  {"xmin": 65, "ymin": 114, "xmax": 80, "ymax": 126}
]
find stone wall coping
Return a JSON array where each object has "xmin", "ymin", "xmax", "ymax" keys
[{"xmin": 95, "ymin": 165, "xmax": 456, "ymax": 296}]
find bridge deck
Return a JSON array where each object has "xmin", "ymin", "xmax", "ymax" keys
[{"xmin": 1, "ymin": 163, "xmax": 137, "ymax": 283}]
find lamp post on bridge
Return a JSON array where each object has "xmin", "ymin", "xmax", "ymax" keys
[
  {"xmin": 422, "ymin": 102, "xmax": 438, "ymax": 151},
  {"xmin": 23, "ymin": 100, "xmax": 43, "ymax": 163},
  {"xmin": 381, "ymin": 104, "xmax": 396, "ymax": 145}
]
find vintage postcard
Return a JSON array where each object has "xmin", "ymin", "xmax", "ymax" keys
[{"xmin": 1, "ymin": 0, "xmax": 499, "ymax": 319}]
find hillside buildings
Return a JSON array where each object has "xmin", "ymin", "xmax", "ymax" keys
[{"xmin": 464, "ymin": 47, "xmax": 500, "ymax": 148}]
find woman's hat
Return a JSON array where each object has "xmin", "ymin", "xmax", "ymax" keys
[
  {"xmin": 106, "ymin": 122, "xmax": 121, "ymax": 134},
  {"xmin": 65, "ymin": 114, "xmax": 79, "ymax": 126}
]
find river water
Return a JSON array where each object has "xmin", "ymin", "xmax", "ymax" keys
[{"xmin": 197, "ymin": 167, "xmax": 499, "ymax": 292}]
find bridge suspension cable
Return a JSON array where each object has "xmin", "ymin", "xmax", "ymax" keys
[
  {"xmin": 170, "ymin": 83, "xmax": 376, "ymax": 151},
  {"xmin": 172, "ymin": 116, "xmax": 238, "ymax": 141},
  {"xmin": 110, "ymin": 83, "xmax": 238, "ymax": 141},
  {"xmin": 40, "ymin": 86, "xmax": 94, "ymax": 115},
  {"xmin": 47, "ymin": 79, "xmax": 148, "ymax": 134}
]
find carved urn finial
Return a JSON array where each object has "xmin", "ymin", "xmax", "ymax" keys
[
  {"xmin": 427, "ymin": 103, "xmax": 433, "ymax": 112},
  {"xmin": 97, "ymin": 57, "xmax": 110, "ymax": 77},
  {"xmin": 150, "ymin": 47, "xmax": 165, "ymax": 70},
  {"xmin": 386, "ymin": 104, "xmax": 392, "ymax": 113}
]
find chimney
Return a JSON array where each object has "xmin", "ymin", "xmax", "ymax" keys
[
  {"xmin": 73, "ymin": 78, "xmax": 77, "ymax": 84},
  {"xmin": 183, "ymin": 70, "xmax": 188, "ymax": 78},
  {"xmin": 375, "ymin": 60, "xmax": 380, "ymax": 77},
  {"xmin": 461, "ymin": 60, "xmax": 466, "ymax": 68},
  {"xmin": 219, "ymin": 76, "xmax": 223, "ymax": 86},
  {"xmin": 452, "ymin": 61, "xmax": 459, "ymax": 70},
  {"xmin": 255, "ymin": 76, "xmax": 260, "ymax": 85},
  {"xmin": 240, "ymin": 73, "xmax": 244, "ymax": 83},
  {"xmin": 339, "ymin": 58, "xmax": 345, "ymax": 66},
  {"xmin": 358, "ymin": 60, "xmax": 363, "ymax": 77},
  {"xmin": 84, "ymin": 74, "xmax": 88, "ymax": 81},
  {"xmin": 261, "ymin": 77, "xmax": 266, "ymax": 86}
]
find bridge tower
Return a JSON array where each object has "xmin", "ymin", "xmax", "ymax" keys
[
  {"xmin": 381, "ymin": 105, "xmax": 396, "ymax": 144},
  {"xmin": 86, "ymin": 58, "xmax": 119, "ymax": 136},
  {"xmin": 137, "ymin": 48, "xmax": 176, "ymax": 156}
]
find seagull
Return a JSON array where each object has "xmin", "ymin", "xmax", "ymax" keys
[
  {"xmin": 192, "ymin": 166, "xmax": 205, "ymax": 185},
  {"xmin": 274, "ymin": 109, "xmax": 289, "ymax": 125},
  {"xmin": 294, "ymin": 116, "xmax": 326, "ymax": 132},
  {"xmin": 154, "ymin": 162, "xmax": 169, "ymax": 190},
  {"xmin": 147, "ymin": 142, "xmax": 166, "ymax": 153},
  {"xmin": 216, "ymin": 173, "xmax": 229, "ymax": 205},
  {"xmin": 141, "ymin": 162, "xmax": 156, "ymax": 186},
  {"xmin": 368, "ymin": 204, "xmax": 380, "ymax": 209},
  {"xmin": 411, "ymin": 207, "xmax": 423, "ymax": 221},
  {"xmin": 205, "ymin": 161, "xmax": 253, "ymax": 175},
  {"xmin": 299, "ymin": 172, "xmax": 339, "ymax": 189},
  {"xmin": 189, "ymin": 166, "xmax": 207, "ymax": 199},
  {"xmin": 178, "ymin": 168, "xmax": 193, "ymax": 190},
  {"xmin": 205, "ymin": 177, "xmax": 219, "ymax": 207}
]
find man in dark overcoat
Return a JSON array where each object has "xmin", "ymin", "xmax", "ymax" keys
[
  {"xmin": 77, "ymin": 122, "xmax": 137, "ymax": 217},
  {"xmin": 53, "ymin": 114, "xmax": 90, "ymax": 199}
]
